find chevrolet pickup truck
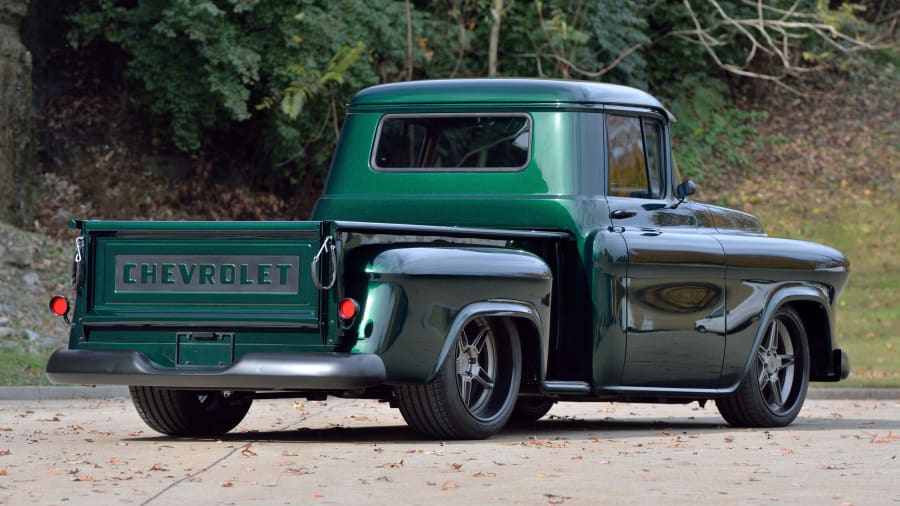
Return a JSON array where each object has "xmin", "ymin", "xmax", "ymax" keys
[{"xmin": 46, "ymin": 79, "xmax": 850, "ymax": 439}]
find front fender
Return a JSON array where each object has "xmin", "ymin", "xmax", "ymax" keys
[
  {"xmin": 349, "ymin": 247, "xmax": 552, "ymax": 383},
  {"xmin": 721, "ymin": 282, "xmax": 833, "ymax": 392}
]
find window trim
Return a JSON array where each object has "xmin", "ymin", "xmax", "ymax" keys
[
  {"xmin": 604, "ymin": 109, "xmax": 669, "ymax": 200},
  {"xmin": 370, "ymin": 112, "xmax": 533, "ymax": 173}
]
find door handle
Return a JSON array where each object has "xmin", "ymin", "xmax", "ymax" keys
[{"xmin": 609, "ymin": 209, "xmax": 637, "ymax": 220}]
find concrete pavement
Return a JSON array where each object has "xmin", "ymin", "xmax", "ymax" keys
[{"xmin": 0, "ymin": 396, "xmax": 897, "ymax": 505}]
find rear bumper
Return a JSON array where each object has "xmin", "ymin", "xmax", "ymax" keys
[{"xmin": 46, "ymin": 349, "xmax": 386, "ymax": 390}]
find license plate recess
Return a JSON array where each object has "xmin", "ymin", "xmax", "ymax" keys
[{"xmin": 176, "ymin": 332, "xmax": 234, "ymax": 369}]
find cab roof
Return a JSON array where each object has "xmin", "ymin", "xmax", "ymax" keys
[{"xmin": 351, "ymin": 78, "xmax": 673, "ymax": 120}]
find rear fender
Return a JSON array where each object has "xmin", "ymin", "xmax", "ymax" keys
[{"xmin": 349, "ymin": 246, "xmax": 553, "ymax": 383}]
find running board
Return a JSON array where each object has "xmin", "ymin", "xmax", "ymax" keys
[{"xmin": 542, "ymin": 380, "xmax": 591, "ymax": 394}]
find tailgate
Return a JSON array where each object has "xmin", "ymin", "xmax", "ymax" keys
[{"xmin": 83, "ymin": 221, "xmax": 324, "ymax": 325}]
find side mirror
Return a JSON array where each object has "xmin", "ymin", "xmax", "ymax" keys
[{"xmin": 675, "ymin": 180, "xmax": 697, "ymax": 200}]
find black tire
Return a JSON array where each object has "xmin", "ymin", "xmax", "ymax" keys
[
  {"xmin": 508, "ymin": 398, "xmax": 556, "ymax": 425},
  {"xmin": 394, "ymin": 317, "xmax": 521, "ymax": 439},
  {"xmin": 129, "ymin": 386, "xmax": 253, "ymax": 437},
  {"xmin": 716, "ymin": 306, "xmax": 810, "ymax": 427}
]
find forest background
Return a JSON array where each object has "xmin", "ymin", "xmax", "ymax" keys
[{"xmin": 0, "ymin": 0, "xmax": 896, "ymax": 386}]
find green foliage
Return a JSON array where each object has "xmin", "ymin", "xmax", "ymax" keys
[
  {"xmin": 66, "ymin": 0, "xmax": 886, "ymax": 188},
  {"xmin": 664, "ymin": 76, "xmax": 765, "ymax": 183}
]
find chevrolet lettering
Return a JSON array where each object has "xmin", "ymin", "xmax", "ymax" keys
[
  {"xmin": 114, "ymin": 256, "xmax": 300, "ymax": 293},
  {"xmin": 46, "ymin": 79, "xmax": 851, "ymax": 440}
]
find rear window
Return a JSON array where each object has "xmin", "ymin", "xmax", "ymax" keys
[{"xmin": 372, "ymin": 114, "xmax": 531, "ymax": 171}]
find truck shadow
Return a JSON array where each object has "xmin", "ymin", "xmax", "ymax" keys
[{"xmin": 127, "ymin": 414, "xmax": 900, "ymax": 444}]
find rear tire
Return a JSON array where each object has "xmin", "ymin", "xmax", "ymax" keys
[
  {"xmin": 129, "ymin": 386, "xmax": 252, "ymax": 437},
  {"xmin": 716, "ymin": 306, "xmax": 809, "ymax": 427},
  {"xmin": 395, "ymin": 317, "xmax": 521, "ymax": 439}
]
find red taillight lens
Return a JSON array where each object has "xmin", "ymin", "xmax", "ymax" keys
[
  {"xmin": 49, "ymin": 296, "xmax": 70, "ymax": 317},
  {"xmin": 338, "ymin": 298, "xmax": 359, "ymax": 320}
]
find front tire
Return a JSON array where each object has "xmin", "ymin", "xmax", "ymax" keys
[
  {"xmin": 129, "ymin": 386, "xmax": 253, "ymax": 437},
  {"xmin": 716, "ymin": 306, "xmax": 810, "ymax": 427},
  {"xmin": 508, "ymin": 398, "xmax": 556, "ymax": 425},
  {"xmin": 395, "ymin": 317, "xmax": 521, "ymax": 439}
]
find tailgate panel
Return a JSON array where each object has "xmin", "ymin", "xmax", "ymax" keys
[{"xmin": 86, "ymin": 222, "xmax": 323, "ymax": 325}]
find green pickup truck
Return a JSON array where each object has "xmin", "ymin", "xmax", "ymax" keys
[{"xmin": 46, "ymin": 79, "xmax": 850, "ymax": 439}]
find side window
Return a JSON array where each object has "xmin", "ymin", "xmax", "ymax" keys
[{"xmin": 607, "ymin": 115, "xmax": 664, "ymax": 198}]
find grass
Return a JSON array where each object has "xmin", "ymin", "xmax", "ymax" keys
[{"xmin": 0, "ymin": 345, "xmax": 53, "ymax": 386}]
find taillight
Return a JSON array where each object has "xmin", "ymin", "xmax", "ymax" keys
[
  {"xmin": 49, "ymin": 295, "xmax": 70, "ymax": 323},
  {"xmin": 338, "ymin": 298, "xmax": 359, "ymax": 320}
]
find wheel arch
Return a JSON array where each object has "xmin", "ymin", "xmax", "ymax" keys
[
  {"xmin": 726, "ymin": 284, "xmax": 835, "ymax": 392},
  {"xmin": 784, "ymin": 299, "xmax": 841, "ymax": 382},
  {"xmin": 430, "ymin": 301, "xmax": 547, "ymax": 384}
]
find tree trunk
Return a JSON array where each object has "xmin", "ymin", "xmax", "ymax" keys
[
  {"xmin": 0, "ymin": 0, "xmax": 34, "ymax": 228},
  {"xmin": 405, "ymin": 0, "xmax": 413, "ymax": 81},
  {"xmin": 488, "ymin": 0, "xmax": 503, "ymax": 76}
]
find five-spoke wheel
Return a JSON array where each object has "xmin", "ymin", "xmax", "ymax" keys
[
  {"xmin": 395, "ymin": 317, "xmax": 521, "ymax": 439},
  {"xmin": 717, "ymin": 306, "xmax": 809, "ymax": 427}
]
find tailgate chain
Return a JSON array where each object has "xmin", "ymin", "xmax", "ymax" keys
[{"xmin": 311, "ymin": 236, "xmax": 336, "ymax": 290}]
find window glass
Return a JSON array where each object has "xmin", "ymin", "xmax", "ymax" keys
[
  {"xmin": 373, "ymin": 114, "xmax": 530, "ymax": 171},
  {"xmin": 607, "ymin": 115, "xmax": 648, "ymax": 197},
  {"xmin": 607, "ymin": 115, "xmax": 665, "ymax": 199},
  {"xmin": 643, "ymin": 120, "xmax": 663, "ymax": 198}
]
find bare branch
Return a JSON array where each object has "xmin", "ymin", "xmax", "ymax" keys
[
  {"xmin": 675, "ymin": 0, "xmax": 889, "ymax": 90},
  {"xmin": 517, "ymin": 42, "xmax": 643, "ymax": 79}
]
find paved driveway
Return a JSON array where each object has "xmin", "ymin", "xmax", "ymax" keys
[{"xmin": 0, "ymin": 397, "xmax": 897, "ymax": 505}]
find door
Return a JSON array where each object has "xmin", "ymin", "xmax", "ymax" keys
[{"xmin": 605, "ymin": 113, "xmax": 727, "ymax": 388}]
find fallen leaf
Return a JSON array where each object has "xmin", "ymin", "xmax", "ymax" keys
[
  {"xmin": 441, "ymin": 480, "xmax": 458, "ymax": 490},
  {"xmin": 0, "ymin": 469, "xmax": 7, "ymax": 476},
  {"xmin": 872, "ymin": 432, "xmax": 899, "ymax": 444},
  {"xmin": 472, "ymin": 471, "xmax": 496, "ymax": 477},
  {"xmin": 0, "ymin": 449, "xmax": 9, "ymax": 456},
  {"xmin": 376, "ymin": 475, "xmax": 392, "ymax": 482},
  {"xmin": 545, "ymin": 493, "xmax": 571, "ymax": 504},
  {"xmin": 450, "ymin": 463, "xmax": 463, "ymax": 471},
  {"xmin": 380, "ymin": 459, "xmax": 404, "ymax": 469},
  {"xmin": 148, "ymin": 464, "xmax": 168, "ymax": 472},
  {"xmin": 724, "ymin": 436, "xmax": 735, "ymax": 443},
  {"xmin": 221, "ymin": 482, "xmax": 234, "ymax": 488},
  {"xmin": 240, "ymin": 444, "xmax": 257, "ymax": 457}
]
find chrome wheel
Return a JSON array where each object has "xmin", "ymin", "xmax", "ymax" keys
[
  {"xmin": 394, "ymin": 317, "xmax": 522, "ymax": 439},
  {"xmin": 455, "ymin": 318, "xmax": 498, "ymax": 418},
  {"xmin": 756, "ymin": 319, "xmax": 796, "ymax": 415},
  {"xmin": 716, "ymin": 306, "xmax": 809, "ymax": 428}
]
